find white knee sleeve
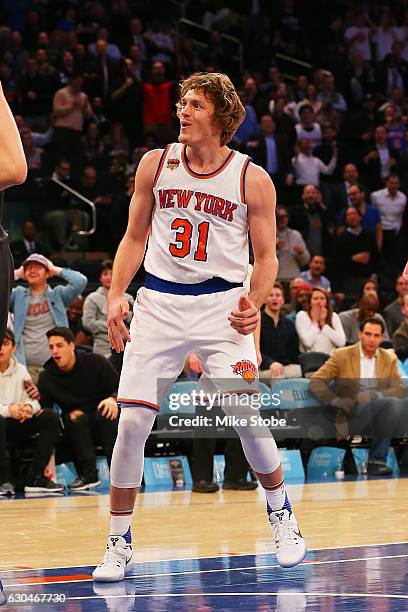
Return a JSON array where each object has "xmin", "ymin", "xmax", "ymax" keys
[
  {"xmin": 222, "ymin": 398, "xmax": 281, "ymax": 474},
  {"xmin": 110, "ymin": 407, "xmax": 157, "ymax": 488}
]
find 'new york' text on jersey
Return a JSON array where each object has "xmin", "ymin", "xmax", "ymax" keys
[{"xmin": 144, "ymin": 142, "xmax": 251, "ymax": 284}]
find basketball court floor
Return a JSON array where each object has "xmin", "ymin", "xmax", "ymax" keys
[{"xmin": 1, "ymin": 477, "xmax": 408, "ymax": 610}]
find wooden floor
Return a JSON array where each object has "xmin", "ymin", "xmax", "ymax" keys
[{"xmin": 2, "ymin": 478, "xmax": 408, "ymax": 571}]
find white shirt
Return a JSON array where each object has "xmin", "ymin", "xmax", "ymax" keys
[
  {"xmin": 291, "ymin": 152, "xmax": 337, "ymax": 186},
  {"xmin": 359, "ymin": 343, "xmax": 377, "ymax": 379},
  {"xmin": 372, "ymin": 27, "xmax": 397, "ymax": 62},
  {"xmin": 296, "ymin": 310, "xmax": 346, "ymax": 355},
  {"xmin": 371, "ymin": 188, "xmax": 407, "ymax": 231},
  {"xmin": 345, "ymin": 26, "xmax": 372, "ymax": 61},
  {"xmin": 295, "ymin": 122, "xmax": 322, "ymax": 149},
  {"xmin": 359, "ymin": 344, "xmax": 378, "ymax": 392}
]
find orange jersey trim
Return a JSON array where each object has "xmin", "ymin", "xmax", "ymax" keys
[
  {"xmin": 117, "ymin": 398, "xmax": 160, "ymax": 413},
  {"xmin": 153, "ymin": 144, "xmax": 171, "ymax": 188},
  {"xmin": 240, "ymin": 157, "xmax": 251, "ymax": 205},
  {"xmin": 181, "ymin": 145, "xmax": 235, "ymax": 179}
]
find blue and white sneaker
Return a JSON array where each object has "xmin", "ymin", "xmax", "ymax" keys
[
  {"xmin": 0, "ymin": 578, "xmax": 7, "ymax": 607},
  {"xmin": 93, "ymin": 536, "xmax": 134, "ymax": 582},
  {"xmin": 268, "ymin": 506, "xmax": 307, "ymax": 568}
]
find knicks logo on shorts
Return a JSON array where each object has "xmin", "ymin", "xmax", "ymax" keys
[
  {"xmin": 231, "ymin": 360, "xmax": 257, "ymax": 384},
  {"xmin": 167, "ymin": 158, "xmax": 180, "ymax": 170}
]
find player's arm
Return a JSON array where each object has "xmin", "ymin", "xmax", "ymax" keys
[
  {"xmin": 0, "ymin": 82, "xmax": 27, "ymax": 189},
  {"xmin": 107, "ymin": 149, "xmax": 162, "ymax": 351},
  {"xmin": 229, "ymin": 163, "xmax": 278, "ymax": 335}
]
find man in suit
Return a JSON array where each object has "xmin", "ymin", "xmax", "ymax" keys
[
  {"xmin": 246, "ymin": 114, "xmax": 290, "ymax": 187},
  {"xmin": 330, "ymin": 163, "xmax": 360, "ymax": 213},
  {"xmin": 363, "ymin": 126, "xmax": 400, "ymax": 192},
  {"xmin": 10, "ymin": 220, "xmax": 51, "ymax": 266},
  {"xmin": 310, "ymin": 317, "xmax": 407, "ymax": 475}
]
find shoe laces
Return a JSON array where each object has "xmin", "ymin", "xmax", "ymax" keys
[
  {"xmin": 272, "ymin": 514, "xmax": 301, "ymax": 548},
  {"xmin": 99, "ymin": 539, "xmax": 129, "ymax": 568}
]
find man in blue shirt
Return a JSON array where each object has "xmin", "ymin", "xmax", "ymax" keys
[{"xmin": 300, "ymin": 255, "xmax": 331, "ymax": 291}]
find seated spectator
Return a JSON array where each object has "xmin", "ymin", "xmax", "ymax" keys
[
  {"xmin": 259, "ymin": 283, "xmax": 301, "ymax": 378},
  {"xmin": 43, "ymin": 157, "xmax": 88, "ymax": 251},
  {"xmin": 38, "ymin": 327, "xmax": 119, "ymax": 491},
  {"xmin": 10, "ymin": 254, "xmax": 87, "ymax": 381},
  {"xmin": 363, "ymin": 126, "xmax": 400, "ymax": 192},
  {"xmin": 385, "ymin": 275, "xmax": 408, "ymax": 337},
  {"xmin": 300, "ymin": 255, "xmax": 331, "ymax": 291},
  {"xmin": 290, "ymin": 138, "xmax": 337, "ymax": 188},
  {"xmin": 392, "ymin": 291, "xmax": 408, "ymax": 359},
  {"xmin": 339, "ymin": 291, "xmax": 389, "ymax": 344},
  {"xmin": 82, "ymin": 260, "xmax": 133, "ymax": 357},
  {"xmin": 67, "ymin": 296, "xmax": 93, "ymax": 348},
  {"xmin": 0, "ymin": 329, "xmax": 63, "ymax": 495},
  {"xmin": 276, "ymin": 205, "xmax": 310, "ymax": 280},
  {"xmin": 296, "ymin": 287, "xmax": 345, "ymax": 354},
  {"xmin": 337, "ymin": 184, "xmax": 382, "ymax": 251},
  {"xmin": 10, "ymin": 220, "xmax": 51, "ymax": 267},
  {"xmin": 310, "ymin": 318, "xmax": 407, "ymax": 476},
  {"xmin": 284, "ymin": 278, "xmax": 312, "ymax": 321},
  {"xmin": 332, "ymin": 207, "xmax": 378, "ymax": 295},
  {"xmin": 371, "ymin": 173, "xmax": 407, "ymax": 264}
]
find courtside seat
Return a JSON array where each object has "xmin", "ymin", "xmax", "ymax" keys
[{"xmin": 270, "ymin": 378, "xmax": 324, "ymax": 410}]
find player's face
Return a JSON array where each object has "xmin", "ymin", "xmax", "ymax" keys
[{"xmin": 178, "ymin": 89, "xmax": 220, "ymax": 146}]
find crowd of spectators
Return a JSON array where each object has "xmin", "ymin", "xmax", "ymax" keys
[{"xmin": 2, "ymin": 1, "xmax": 408, "ymax": 490}]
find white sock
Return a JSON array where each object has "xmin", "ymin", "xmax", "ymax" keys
[
  {"xmin": 264, "ymin": 479, "xmax": 286, "ymax": 511},
  {"xmin": 110, "ymin": 512, "xmax": 132, "ymax": 537}
]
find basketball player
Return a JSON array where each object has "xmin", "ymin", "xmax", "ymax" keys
[
  {"xmin": 0, "ymin": 82, "xmax": 27, "ymax": 606},
  {"xmin": 93, "ymin": 73, "xmax": 306, "ymax": 582}
]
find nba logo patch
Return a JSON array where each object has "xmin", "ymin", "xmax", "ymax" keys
[
  {"xmin": 231, "ymin": 360, "xmax": 257, "ymax": 384},
  {"xmin": 167, "ymin": 158, "xmax": 180, "ymax": 170}
]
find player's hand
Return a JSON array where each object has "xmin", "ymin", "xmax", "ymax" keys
[
  {"xmin": 356, "ymin": 390, "xmax": 372, "ymax": 405},
  {"xmin": 228, "ymin": 296, "xmax": 259, "ymax": 336},
  {"xmin": 97, "ymin": 397, "xmax": 118, "ymax": 420},
  {"xmin": 107, "ymin": 294, "xmax": 131, "ymax": 352}
]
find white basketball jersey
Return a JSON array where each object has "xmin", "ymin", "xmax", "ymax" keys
[{"xmin": 144, "ymin": 142, "xmax": 251, "ymax": 284}]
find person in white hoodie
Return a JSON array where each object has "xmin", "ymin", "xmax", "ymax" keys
[
  {"xmin": 82, "ymin": 260, "xmax": 133, "ymax": 357},
  {"xmin": 0, "ymin": 328, "xmax": 64, "ymax": 495}
]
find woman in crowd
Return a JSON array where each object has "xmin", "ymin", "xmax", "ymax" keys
[{"xmin": 296, "ymin": 287, "xmax": 346, "ymax": 354}]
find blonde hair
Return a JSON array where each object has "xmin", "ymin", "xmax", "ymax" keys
[{"xmin": 177, "ymin": 72, "xmax": 245, "ymax": 146}]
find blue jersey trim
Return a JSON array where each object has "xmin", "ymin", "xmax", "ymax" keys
[{"xmin": 144, "ymin": 273, "xmax": 243, "ymax": 295}]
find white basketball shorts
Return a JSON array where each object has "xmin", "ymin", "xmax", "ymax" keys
[{"xmin": 117, "ymin": 286, "xmax": 259, "ymax": 412}]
